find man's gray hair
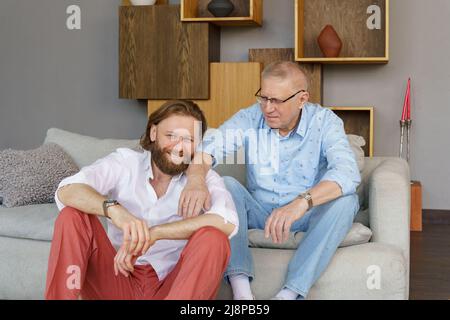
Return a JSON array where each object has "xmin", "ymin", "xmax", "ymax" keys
[{"xmin": 261, "ymin": 61, "xmax": 309, "ymax": 91}]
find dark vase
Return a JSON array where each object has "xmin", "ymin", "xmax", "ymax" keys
[
  {"xmin": 207, "ymin": 0, "xmax": 235, "ymax": 17},
  {"xmin": 317, "ymin": 25, "xmax": 343, "ymax": 58}
]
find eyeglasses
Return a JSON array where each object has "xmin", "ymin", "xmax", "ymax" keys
[{"xmin": 255, "ymin": 88, "xmax": 306, "ymax": 106}]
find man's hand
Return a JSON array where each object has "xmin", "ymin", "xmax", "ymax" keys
[
  {"xmin": 264, "ymin": 198, "xmax": 309, "ymax": 244},
  {"xmin": 113, "ymin": 227, "xmax": 158, "ymax": 277},
  {"xmin": 178, "ymin": 175, "xmax": 211, "ymax": 219},
  {"xmin": 109, "ymin": 206, "xmax": 153, "ymax": 256},
  {"xmin": 114, "ymin": 244, "xmax": 138, "ymax": 277}
]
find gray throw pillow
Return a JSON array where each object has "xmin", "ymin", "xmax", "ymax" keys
[{"xmin": 0, "ymin": 143, "xmax": 79, "ymax": 208}]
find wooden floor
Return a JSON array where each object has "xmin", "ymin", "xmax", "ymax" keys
[{"xmin": 410, "ymin": 223, "xmax": 450, "ymax": 300}]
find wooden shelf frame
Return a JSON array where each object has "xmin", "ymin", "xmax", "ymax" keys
[
  {"xmin": 121, "ymin": 0, "xmax": 168, "ymax": 5},
  {"xmin": 295, "ymin": 0, "xmax": 389, "ymax": 64},
  {"xmin": 181, "ymin": 0, "xmax": 263, "ymax": 27},
  {"xmin": 328, "ymin": 107, "xmax": 374, "ymax": 157}
]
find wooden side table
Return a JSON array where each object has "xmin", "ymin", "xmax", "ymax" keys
[{"xmin": 410, "ymin": 181, "xmax": 422, "ymax": 231}]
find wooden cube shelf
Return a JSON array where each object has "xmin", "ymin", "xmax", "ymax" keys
[
  {"xmin": 248, "ymin": 48, "xmax": 323, "ymax": 104},
  {"xmin": 328, "ymin": 107, "xmax": 374, "ymax": 157},
  {"xmin": 295, "ymin": 0, "xmax": 389, "ymax": 64},
  {"xmin": 119, "ymin": 5, "xmax": 220, "ymax": 100},
  {"xmin": 148, "ymin": 62, "xmax": 261, "ymax": 128},
  {"xmin": 181, "ymin": 0, "xmax": 263, "ymax": 27}
]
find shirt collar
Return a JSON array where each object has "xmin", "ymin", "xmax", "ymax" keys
[
  {"xmin": 296, "ymin": 104, "xmax": 308, "ymax": 138},
  {"xmin": 261, "ymin": 103, "xmax": 309, "ymax": 138}
]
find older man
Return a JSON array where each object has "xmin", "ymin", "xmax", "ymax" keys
[
  {"xmin": 180, "ymin": 61, "xmax": 361, "ymax": 300},
  {"xmin": 45, "ymin": 100, "xmax": 238, "ymax": 300}
]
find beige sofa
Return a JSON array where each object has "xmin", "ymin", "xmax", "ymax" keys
[{"xmin": 0, "ymin": 128, "xmax": 410, "ymax": 299}]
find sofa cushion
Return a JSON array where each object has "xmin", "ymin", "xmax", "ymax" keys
[
  {"xmin": 0, "ymin": 143, "xmax": 79, "ymax": 208},
  {"xmin": 0, "ymin": 203, "xmax": 109, "ymax": 241},
  {"xmin": 44, "ymin": 128, "xmax": 140, "ymax": 168},
  {"xmin": 0, "ymin": 203, "xmax": 59, "ymax": 241},
  {"xmin": 248, "ymin": 222, "xmax": 372, "ymax": 250}
]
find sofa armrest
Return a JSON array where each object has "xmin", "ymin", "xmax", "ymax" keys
[{"xmin": 368, "ymin": 158, "xmax": 410, "ymax": 261}]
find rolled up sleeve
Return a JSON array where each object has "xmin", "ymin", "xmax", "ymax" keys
[
  {"xmin": 319, "ymin": 114, "xmax": 362, "ymax": 196},
  {"xmin": 203, "ymin": 170, "xmax": 239, "ymax": 239},
  {"xmin": 54, "ymin": 149, "xmax": 125, "ymax": 211}
]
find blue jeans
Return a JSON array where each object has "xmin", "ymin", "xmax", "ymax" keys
[{"xmin": 223, "ymin": 176, "xmax": 360, "ymax": 298}]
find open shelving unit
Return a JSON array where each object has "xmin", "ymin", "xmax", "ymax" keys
[
  {"xmin": 181, "ymin": 0, "xmax": 262, "ymax": 27},
  {"xmin": 328, "ymin": 107, "xmax": 374, "ymax": 157},
  {"xmin": 295, "ymin": 0, "xmax": 389, "ymax": 64}
]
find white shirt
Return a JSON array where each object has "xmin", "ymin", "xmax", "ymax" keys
[{"xmin": 54, "ymin": 147, "xmax": 239, "ymax": 281}]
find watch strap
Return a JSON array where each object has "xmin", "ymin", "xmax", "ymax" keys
[
  {"xmin": 103, "ymin": 199, "xmax": 119, "ymax": 219},
  {"xmin": 299, "ymin": 191, "xmax": 313, "ymax": 210}
]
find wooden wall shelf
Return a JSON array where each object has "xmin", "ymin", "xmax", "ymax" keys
[
  {"xmin": 181, "ymin": 0, "xmax": 263, "ymax": 27},
  {"xmin": 248, "ymin": 48, "xmax": 323, "ymax": 104},
  {"xmin": 119, "ymin": 5, "xmax": 220, "ymax": 100},
  {"xmin": 295, "ymin": 0, "xmax": 389, "ymax": 64},
  {"xmin": 148, "ymin": 63, "xmax": 261, "ymax": 129},
  {"xmin": 121, "ymin": 0, "xmax": 167, "ymax": 5},
  {"xmin": 328, "ymin": 107, "xmax": 374, "ymax": 157}
]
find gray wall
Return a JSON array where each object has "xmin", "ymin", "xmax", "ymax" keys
[{"xmin": 0, "ymin": 0, "xmax": 449, "ymax": 210}]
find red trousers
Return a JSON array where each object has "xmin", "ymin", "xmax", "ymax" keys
[{"xmin": 45, "ymin": 207, "xmax": 231, "ymax": 300}]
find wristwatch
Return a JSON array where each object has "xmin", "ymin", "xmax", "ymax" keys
[
  {"xmin": 102, "ymin": 199, "xmax": 120, "ymax": 219},
  {"xmin": 298, "ymin": 191, "xmax": 313, "ymax": 211}
]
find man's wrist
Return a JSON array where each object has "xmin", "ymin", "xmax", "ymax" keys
[
  {"xmin": 293, "ymin": 197, "xmax": 309, "ymax": 213},
  {"xmin": 150, "ymin": 225, "xmax": 162, "ymax": 242},
  {"xmin": 186, "ymin": 172, "xmax": 207, "ymax": 183},
  {"xmin": 107, "ymin": 204, "xmax": 124, "ymax": 220}
]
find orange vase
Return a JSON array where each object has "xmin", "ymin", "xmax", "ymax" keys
[{"xmin": 317, "ymin": 25, "xmax": 343, "ymax": 58}]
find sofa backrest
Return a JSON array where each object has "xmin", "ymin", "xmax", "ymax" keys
[{"xmin": 43, "ymin": 128, "xmax": 140, "ymax": 168}]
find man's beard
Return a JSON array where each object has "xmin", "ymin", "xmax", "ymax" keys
[{"xmin": 149, "ymin": 142, "xmax": 190, "ymax": 176}]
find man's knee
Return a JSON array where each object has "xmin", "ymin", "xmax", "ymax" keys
[
  {"xmin": 55, "ymin": 207, "xmax": 88, "ymax": 229},
  {"xmin": 333, "ymin": 194, "xmax": 360, "ymax": 219},
  {"xmin": 223, "ymin": 176, "xmax": 244, "ymax": 193},
  {"xmin": 191, "ymin": 226, "xmax": 231, "ymax": 257}
]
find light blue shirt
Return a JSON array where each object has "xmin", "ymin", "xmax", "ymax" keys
[{"xmin": 201, "ymin": 102, "xmax": 361, "ymax": 213}]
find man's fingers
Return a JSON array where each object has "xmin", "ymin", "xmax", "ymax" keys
[
  {"xmin": 122, "ymin": 224, "xmax": 131, "ymax": 251},
  {"xmin": 142, "ymin": 224, "xmax": 152, "ymax": 255},
  {"xmin": 125, "ymin": 254, "xmax": 134, "ymax": 272},
  {"xmin": 116, "ymin": 249, "xmax": 129, "ymax": 277},
  {"xmin": 182, "ymin": 198, "xmax": 190, "ymax": 218},
  {"xmin": 128, "ymin": 222, "xmax": 138, "ymax": 254},
  {"xmin": 133, "ymin": 221, "xmax": 145, "ymax": 256},
  {"xmin": 192, "ymin": 198, "xmax": 203, "ymax": 217},
  {"xmin": 264, "ymin": 215, "xmax": 273, "ymax": 239},
  {"xmin": 283, "ymin": 219, "xmax": 291, "ymax": 243},
  {"xmin": 276, "ymin": 217, "xmax": 285, "ymax": 244},
  {"xmin": 204, "ymin": 194, "xmax": 212, "ymax": 211},
  {"xmin": 270, "ymin": 216, "xmax": 279, "ymax": 243},
  {"xmin": 187, "ymin": 198, "xmax": 200, "ymax": 218},
  {"xmin": 186, "ymin": 197, "xmax": 195, "ymax": 218},
  {"xmin": 113, "ymin": 254, "xmax": 119, "ymax": 276},
  {"xmin": 178, "ymin": 193, "xmax": 185, "ymax": 216}
]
